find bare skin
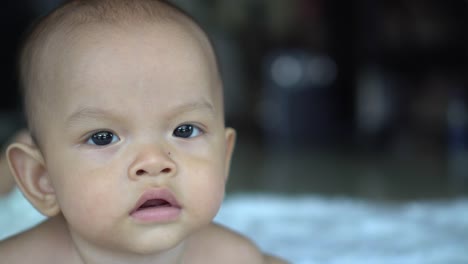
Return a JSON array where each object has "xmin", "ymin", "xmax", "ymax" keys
[{"xmin": 0, "ymin": 216, "xmax": 286, "ymax": 264}]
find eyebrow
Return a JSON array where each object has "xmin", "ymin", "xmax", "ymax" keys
[
  {"xmin": 66, "ymin": 100, "xmax": 215, "ymax": 127},
  {"xmin": 172, "ymin": 100, "xmax": 215, "ymax": 116},
  {"xmin": 66, "ymin": 107, "xmax": 121, "ymax": 128}
]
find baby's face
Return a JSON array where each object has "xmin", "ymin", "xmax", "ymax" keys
[{"xmin": 35, "ymin": 22, "xmax": 234, "ymax": 253}]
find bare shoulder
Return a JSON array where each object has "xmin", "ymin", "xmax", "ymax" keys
[
  {"xmin": 0, "ymin": 217, "xmax": 71, "ymax": 264},
  {"xmin": 264, "ymin": 254, "xmax": 290, "ymax": 264},
  {"xmin": 0, "ymin": 222, "xmax": 50, "ymax": 263},
  {"xmin": 187, "ymin": 223, "xmax": 289, "ymax": 264}
]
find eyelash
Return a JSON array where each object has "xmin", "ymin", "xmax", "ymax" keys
[{"xmin": 84, "ymin": 124, "xmax": 204, "ymax": 146}]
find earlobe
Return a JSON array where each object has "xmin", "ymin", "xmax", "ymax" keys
[
  {"xmin": 6, "ymin": 141, "xmax": 60, "ymax": 217},
  {"xmin": 223, "ymin": 127, "xmax": 236, "ymax": 181}
]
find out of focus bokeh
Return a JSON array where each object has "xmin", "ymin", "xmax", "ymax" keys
[{"xmin": 1, "ymin": 0, "xmax": 468, "ymax": 200}]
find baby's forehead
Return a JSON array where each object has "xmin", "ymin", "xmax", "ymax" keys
[
  {"xmin": 25, "ymin": 0, "xmax": 217, "ymax": 91},
  {"xmin": 57, "ymin": 23, "xmax": 220, "ymax": 95},
  {"xmin": 51, "ymin": 22, "xmax": 217, "ymax": 83},
  {"xmin": 34, "ymin": 14, "xmax": 217, "ymax": 91},
  {"xmin": 47, "ymin": 23, "xmax": 217, "ymax": 89}
]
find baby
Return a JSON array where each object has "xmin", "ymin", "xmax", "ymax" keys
[{"xmin": 0, "ymin": 0, "xmax": 286, "ymax": 263}]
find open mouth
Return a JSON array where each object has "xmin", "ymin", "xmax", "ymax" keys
[
  {"xmin": 137, "ymin": 199, "xmax": 172, "ymax": 210},
  {"xmin": 131, "ymin": 188, "xmax": 181, "ymax": 215}
]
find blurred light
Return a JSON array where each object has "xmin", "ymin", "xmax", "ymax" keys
[
  {"xmin": 270, "ymin": 53, "xmax": 337, "ymax": 90},
  {"xmin": 271, "ymin": 55, "xmax": 304, "ymax": 89}
]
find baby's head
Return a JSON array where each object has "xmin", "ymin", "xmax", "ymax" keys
[
  {"xmin": 19, "ymin": 0, "xmax": 223, "ymax": 144},
  {"xmin": 9, "ymin": 0, "xmax": 235, "ymax": 254}
]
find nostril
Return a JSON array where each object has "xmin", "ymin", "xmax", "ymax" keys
[{"xmin": 135, "ymin": 168, "xmax": 171, "ymax": 176}]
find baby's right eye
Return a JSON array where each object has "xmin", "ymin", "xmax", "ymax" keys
[{"xmin": 86, "ymin": 131, "xmax": 119, "ymax": 146}]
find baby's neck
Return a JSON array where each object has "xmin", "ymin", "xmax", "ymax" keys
[{"xmin": 71, "ymin": 244, "xmax": 186, "ymax": 264}]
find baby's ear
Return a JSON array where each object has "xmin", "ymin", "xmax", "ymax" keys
[
  {"xmin": 6, "ymin": 140, "xmax": 60, "ymax": 217},
  {"xmin": 223, "ymin": 128, "xmax": 236, "ymax": 181}
]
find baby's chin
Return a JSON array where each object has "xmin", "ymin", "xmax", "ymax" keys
[{"xmin": 111, "ymin": 224, "xmax": 193, "ymax": 255}]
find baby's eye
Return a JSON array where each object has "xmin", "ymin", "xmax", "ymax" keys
[
  {"xmin": 86, "ymin": 131, "xmax": 119, "ymax": 146},
  {"xmin": 173, "ymin": 124, "xmax": 203, "ymax": 138}
]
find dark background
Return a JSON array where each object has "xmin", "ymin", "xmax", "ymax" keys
[{"xmin": 1, "ymin": 0, "xmax": 468, "ymax": 200}]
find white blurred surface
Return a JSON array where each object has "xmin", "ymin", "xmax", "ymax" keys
[
  {"xmin": 0, "ymin": 188, "xmax": 46, "ymax": 240},
  {"xmin": 216, "ymin": 194, "xmax": 468, "ymax": 264},
  {"xmin": 1, "ymin": 189, "xmax": 468, "ymax": 264}
]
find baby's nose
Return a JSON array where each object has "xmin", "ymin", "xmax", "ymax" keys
[{"xmin": 128, "ymin": 147, "xmax": 176, "ymax": 180}]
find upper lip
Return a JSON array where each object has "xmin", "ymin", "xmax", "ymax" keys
[{"xmin": 130, "ymin": 188, "xmax": 181, "ymax": 214}]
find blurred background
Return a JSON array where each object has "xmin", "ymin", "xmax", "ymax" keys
[{"xmin": 1, "ymin": 0, "xmax": 468, "ymax": 201}]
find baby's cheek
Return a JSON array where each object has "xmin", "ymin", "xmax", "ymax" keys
[
  {"xmin": 184, "ymin": 168, "xmax": 225, "ymax": 218},
  {"xmin": 61, "ymin": 185, "xmax": 122, "ymax": 240},
  {"xmin": 56, "ymin": 169, "xmax": 121, "ymax": 229}
]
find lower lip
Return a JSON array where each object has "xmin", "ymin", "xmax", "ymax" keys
[{"xmin": 130, "ymin": 206, "xmax": 181, "ymax": 223}]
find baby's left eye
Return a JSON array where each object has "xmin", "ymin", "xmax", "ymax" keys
[
  {"xmin": 173, "ymin": 124, "xmax": 203, "ymax": 138},
  {"xmin": 86, "ymin": 131, "xmax": 120, "ymax": 146}
]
